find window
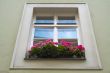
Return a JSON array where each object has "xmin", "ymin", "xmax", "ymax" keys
[
  {"xmin": 26, "ymin": 14, "xmax": 82, "ymax": 59},
  {"xmin": 10, "ymin": 3, "xmax": 102, "ymax": 69},
  {"xmin": 32, "ymin": 15, "xmax": 79, "ymax": 46},
  {"xmin": 26, "ymin": 7, "xmax": 84, "ymax": 59}
]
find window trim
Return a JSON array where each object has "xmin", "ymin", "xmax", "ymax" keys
[{"xmin": 10, "ymin": 3, "xmax": 102, "ymax": 70}]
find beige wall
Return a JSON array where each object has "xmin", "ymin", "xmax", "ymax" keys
[{"xmin": 0, "ymin": 0, "xmax": 110, "ymax": 73}]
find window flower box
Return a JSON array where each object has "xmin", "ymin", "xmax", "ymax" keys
[{"xmin": 24, "ymin": 39, "xmax": 86, "ymax": 60}]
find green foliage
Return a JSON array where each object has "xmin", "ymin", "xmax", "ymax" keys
[
  {"xmin": 29, "ymin": 44, "xmax": 85, "ymax": 59},
  {"xmin": 31, "ymin": 48, "xmax": 41, "ymax": 56},
  {"xmin": 73, "ymin": 49, "xmax": 85, "ymax": 58},
  {"xmin": 39, "ymin": 44, "xmax": 58, "ymax": 58},
  {"xmin": 57, "ymin": 45, "xmax": 74, "ymax": 58}
]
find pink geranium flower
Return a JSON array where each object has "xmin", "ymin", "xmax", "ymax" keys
[
  {"xmin": 60, "ymin": 40, "xmax": 73, "ymax": 48},
  {"xmin": 77, "ymin": 45, "xmax": 85, "ymax": 51},
  {"xmin": 31, "ymin": 39, "xmax": 85, "ymax": 53}
]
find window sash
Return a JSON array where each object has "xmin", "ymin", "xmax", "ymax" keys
[{"xmin": 32, "ymin": 15, "xmax": 80, "ymax": 47}]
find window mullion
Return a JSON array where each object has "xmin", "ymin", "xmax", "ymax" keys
[
  {"xmin": 53, "ymin": 27, "xmax": 58, "ymax": 42},
  {"xmin": 75, "ymin": 15, "xmax": 81, "ymax": 45},
  {"xmin": 76, "ymin": 27, "xmax": 81, "ymax": 45},
  {"xmin": 53, "ymin": 15, "xmax": 58, "ymax": 42}
]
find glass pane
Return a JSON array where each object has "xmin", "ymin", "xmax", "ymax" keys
[
  {"xmin": 57, "ymin": 16, "xmax": 77, "ymax": 24},
  {"xmin": 58, "ymin": 28, "xmax": 77, "ymax": 39},
  {"xmin": 34, "ymin": 16, "xmax": 54, "ymax": 24},
  {"xmin": 34, "ymin": 27, "xmax": 54, "ymax": 39}
]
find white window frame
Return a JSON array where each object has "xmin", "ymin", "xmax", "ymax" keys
[{"xmin": 10, "ymin": 3, "xmax": 102, "ymax": 69}]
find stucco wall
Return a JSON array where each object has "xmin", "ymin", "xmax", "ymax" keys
[{"xmin": 0, "ymin": 0, "xmax": 110, "ymax": 73}]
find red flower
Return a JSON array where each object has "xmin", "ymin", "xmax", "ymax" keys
[
  {"xmin": 60, "ymin": 40, "xmax": 73, "ymax": 48},
  {"xmin": 77, "ymin": 45, "xmax": 85, "ymax": 51}
]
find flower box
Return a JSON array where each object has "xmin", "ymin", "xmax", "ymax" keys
[
  {"xmin": 24, "ymin": 58, "xmax": 86, "ymax": 60},
  {"xmin": 24, "ymin": 40, "xmax": 86, "ymax": 60}
]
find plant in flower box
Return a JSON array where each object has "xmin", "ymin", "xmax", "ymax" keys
[{"xmin": 25, "ymin": 39, "xmax": 85, "ymax": 59}]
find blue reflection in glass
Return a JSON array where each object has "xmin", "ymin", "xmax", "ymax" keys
[
  {"xmin": 57, "ymin": 20, "xmax": 77, "ymax": 24},
  {"xmin": 58, "ymin": 28, "xmax": 77, "ymax": 39},
  {"xmin": 34, "ymin": 28, "xmax": 53, "ymax": 39},
  {"xmin": 34, "ymin": 20, "xmax": 54, "ymax": 24},
  {"xmin": 57, "ymin": 16, "xmax": 78, "ymax": 24},
  {"xmin": 34, "ymin": 16, "xmax": 54, "ymax": 24}
]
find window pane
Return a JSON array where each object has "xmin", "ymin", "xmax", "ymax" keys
[
  {"xmin": 57, "ymin": 16, "xmax": 77, "ymax": 24},
  {"xmin": 58, "ymin": 28, "xmax": 77, "ymax": 39},
  {"xmin": 58, "ymin": 28, "xmax": 78, "ymax": 46},
  {"xmin": 34, "ymin": 16, "xmax": 54, "ymax": 24},
  {"xmin": 34, "ymin": 27, "xmax": 54, "ymax": 39}
]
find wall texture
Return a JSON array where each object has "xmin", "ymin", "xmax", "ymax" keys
[{"xmin": 0, "ymin": 0, "xmax": 110, "ymax": 73}]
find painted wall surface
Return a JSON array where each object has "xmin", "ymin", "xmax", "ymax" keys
[{"xmin": 0, "ymin": 0, "xmax": 110, "ymax": 73}]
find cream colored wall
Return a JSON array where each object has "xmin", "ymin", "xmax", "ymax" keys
[{"xmin": 0, "ymin": 0, "xmax": 110, "ymax": 73}]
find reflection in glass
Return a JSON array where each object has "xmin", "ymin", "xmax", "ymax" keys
[
  {"xmin": 34, "ymin": 16, "xmax": 54, "ymax": 24},
  {"xmin": 58, "ymin": 16, "xmax": 77, "ymax": 24},
  {"xmin": 34, "ymin": 27, "xmax": 53, "ymax": 39},
  {"xmin": 58, "ymin": 28, "xmax": 77, "ymax": 39}
]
